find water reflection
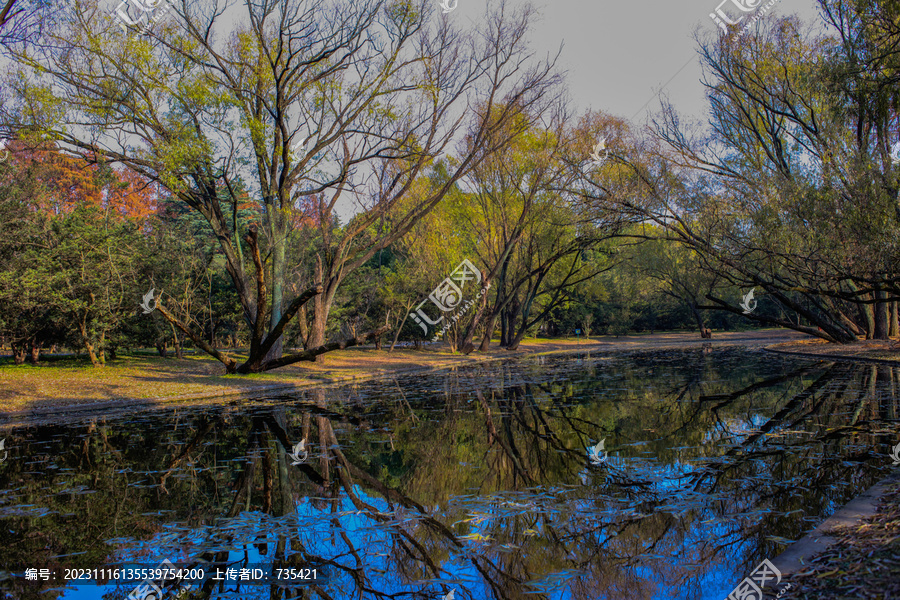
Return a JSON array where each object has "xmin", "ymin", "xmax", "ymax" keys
[{"xmin": 0, "ymin": 349, "xmax": 897, "ymax": 599}]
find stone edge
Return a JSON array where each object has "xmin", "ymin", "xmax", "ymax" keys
[{"xmin": 771, "ymin": 470, "xmax": 900, "ymax": 576}]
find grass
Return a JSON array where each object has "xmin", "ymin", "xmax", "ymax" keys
[
  {"xmin": 771, "ymin": 337, "xmax": 900, "ymax": 364},
  {"xmin": 0, "ymin": 344, "xmax": 509, "ymax": 413},
  {"xmin": 0, "ymin": 329, "xmax": 805, "ymax": 414}
]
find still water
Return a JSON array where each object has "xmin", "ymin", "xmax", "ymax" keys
[{"xmin": 0, "ymin": 347, "xmax": 897, "ymax": 600}]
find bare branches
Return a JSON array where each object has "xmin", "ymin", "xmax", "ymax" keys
[{"xmin": 155, "ymin": 302, "xmax": 238, "ymax": 372}]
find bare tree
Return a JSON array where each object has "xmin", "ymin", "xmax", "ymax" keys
[
  {"xmin": 3, "ymin": 0, "xmax": 561, "ymax": 372},
  {"xmin": 0, "ymin": 0, "xmax": 47, "ymax": 47}
]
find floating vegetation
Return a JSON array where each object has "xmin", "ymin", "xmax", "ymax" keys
[{"xmin": 0, "ymin": 349, "xmax": 897, "ymax": 599}]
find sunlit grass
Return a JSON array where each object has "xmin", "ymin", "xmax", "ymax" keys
[{"xmin": 0, "ymin": 331, "xmax": 805, "ymax": 415}]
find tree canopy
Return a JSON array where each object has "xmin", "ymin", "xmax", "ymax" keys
[{"xmin": 1, "ymin": 0, "xmax": 899, "ymax": 370}]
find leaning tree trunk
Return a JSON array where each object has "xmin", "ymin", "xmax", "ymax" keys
[
  {"xmin": 477, "ymin": 309, "xmax": 499, "ymax": 352},
  {"xmin": 457, "ymin": 279, "xmax": 493, "ymax": 354},
  {"xmin": 858, "ymin": 294, "xmax": 875, "ymax": 339},
  {"xmin": 507, "ymin": 296, "xmax": 537, "ymax": 351},
  {"xmin": 83, "ymin": 340, "xmax": 101, "ymax": 366},
  {"xmin": 689, "ymin": 303, "xmax": 710, "ymax": 339},
  {"xmin": 390, "ymin": 311, "xmax": 410, "ymax": 352},
  {"xmin": 507, "ymin": 328, "xmax": 526, "ymax": 351},
  {"xmin": 79, "ymin": 317, "xmax": 103, "ymax": 367}
]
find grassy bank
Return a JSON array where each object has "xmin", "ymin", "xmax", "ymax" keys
[
  {"xmin": 0, "ymin": 330, "xmax": 804, "ymax": 415},
  {"xmin": 769, "ymin": 337, "xmax": 900, "ymax": 365},
  {"xmin": 0, "ymin": 338, "xmax": 612, "ymax": 414}
]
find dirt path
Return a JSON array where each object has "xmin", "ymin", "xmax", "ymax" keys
[{"xmin": 0, "ymin": 329, "xmax": 809, "ymax": 421}]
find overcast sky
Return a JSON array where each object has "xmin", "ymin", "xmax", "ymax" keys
[
  {"xmin": 452, "ymin": 0, "xmax": 823, "ymax": 125},
  {"xmin": 102, "ymin": 0, "xmax": 827, "ymax": 220},
  {"xmin": 326, "ymin": 0, "xmax": 826, "ymax": 219}
]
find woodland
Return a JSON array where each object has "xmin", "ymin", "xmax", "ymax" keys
[{"xmin": 0, "ymin": 0, "xmax": 898, "ymax": 373}]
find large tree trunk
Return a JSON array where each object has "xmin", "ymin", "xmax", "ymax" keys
[
  {"xmin": 84, "ymin": 340, "xmax": 101, "ymax": 367},
  {"xmin": 834, "ymin": 306, "xmax": 865, "ymax": 337},
  {"xmin": 298, "ymin": 305, "xmax": 310, "ymax": 350},
  {"xmin": 457, "ymin": 280, "xmax": 492, "ymax": 353},
  {"xmin": 478, "ymin": 309, "xmax": 499, "ymax": 352},
  {"xmin": 310, "ymin": 284, "xmax": 339, "ymax": 361},
  {"xmin": 500, "ymin": 310, "xmax": 510, "ymax": 347},
  {"xmin": 11, "ymin": 341, "xmax": 25, "ymax": 365},
  {"xmin": 266, "ymin": 207, "xmax": 287, "ymax": 362},
  {"xmin": 503, "ymin": 297, "xmax": 524, "ymax": 346},
  {"xmin": 859, "ymin": 295, "xmax": 875, "ymax": 339},
  {"xmin": 506, "ymin": 297, "xmax": 537, "ymax": 351},
  {"xmin": 874, "ymin": 289, "xmax": 890, "ymax": 340},
  {"xmin": 27, "ymin": 339, "xmax": 41, "ymax": 364},
  {"xmin": 507, "ymin": 327, "xmax": 526, "ymax": 350},
  {"xmin": 891, "ymin": 301, "xmax": 899, "ymax": 338},
  {"xmin": 306, "ymin": 257, "xmax": 338, "ymax": 364}
]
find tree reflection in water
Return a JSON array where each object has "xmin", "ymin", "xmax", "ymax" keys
[{"xmin": 0, "ymin": 349, "xmax": 897, "ymax": 600}]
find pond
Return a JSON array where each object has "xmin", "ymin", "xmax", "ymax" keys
[{"xmin": 0, "ymin": 347, "xmax": 897, "ymax": 600}]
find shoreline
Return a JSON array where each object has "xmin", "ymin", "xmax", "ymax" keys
[
  {"xmin": 2, "ymin": 328, "xmax": 898, "ymax": 425},
  {"xmin": 2, "ymin": 328, "xmax": 898, "ymax": 589}
]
